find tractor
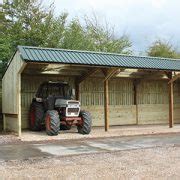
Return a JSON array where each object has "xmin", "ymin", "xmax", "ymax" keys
[{"xmin": 29, "ymin": 81, "xmax": 92, "ymax": 136}]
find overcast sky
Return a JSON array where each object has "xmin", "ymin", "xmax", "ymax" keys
[
  {"xmin": 46, "ymin": 0, "xmax": 180, "ymax": 54},
  {"xmin": 1, "ymin": 0, "xmax": 180, "ymax": 54}
]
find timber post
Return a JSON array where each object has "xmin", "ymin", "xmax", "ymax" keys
[
  {"xmin": 168, "ymin": 72, "xmax": 174, "ymax": 128},
  {"xmin": 104, "ymin": 79, "xmax": 109, "ymax": 131},
  {"xmin": 102, "ymin": 68, "xmax": 121, "ymax": 131},
  {"xmin": 133, "ymin": 80, "xmax": 139, "ymax": 125},
  {"xmin": 3, "ymin": 114, "xmax": 6, "ymax": 132}
]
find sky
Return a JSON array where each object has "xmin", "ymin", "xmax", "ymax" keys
[
  {"xmin": 1, "ymin": 0, "xmax": 180, "ymax": 54},
  {"xmin": 46, "ymin": 0, "xmax": 180, "ymax": 54}
]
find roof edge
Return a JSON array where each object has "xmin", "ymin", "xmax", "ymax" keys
[
  {"xmin": 17, "ymin": 45, "xmax": 180, "ymax": 62},
  {"xmin": 23, "ymin": 59, "xmax": 180, "ymax": 72}
]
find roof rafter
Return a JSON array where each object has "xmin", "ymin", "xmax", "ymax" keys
[
  {"xmin": 101, "ymin": 68, "xmax": 123, "ymax": 81},
  {"xmin": 76, "ymin": 68, "xmax": 99, "ymax": 84},
  {"xmin": 168, "ymin": 73, "xmax": 180, "ymax": 84}
]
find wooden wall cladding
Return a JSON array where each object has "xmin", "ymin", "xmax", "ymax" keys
[{"xmin": 21, "ymin": 76, "xmax": 180, "ymax": 128}]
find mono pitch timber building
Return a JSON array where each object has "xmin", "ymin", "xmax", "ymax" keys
[{"xmin": 2, "ymin": 46, "xmax": 180, "ymax": 136}]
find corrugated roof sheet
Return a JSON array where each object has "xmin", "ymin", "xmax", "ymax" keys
[{"xmin": 18, "ymin": 46, "xmax": 180, "ymax": 71}]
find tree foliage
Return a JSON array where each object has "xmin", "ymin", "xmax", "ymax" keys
[
  {"xmin": 61, "ymin": 17, "xmax": 132, "ymax": 54},
  {"xmin": 0, "ymin": 0, "xmax": 67, "ymax": 73},
  {"xmin": 147, "ymin": 40, "xmax": 177, "ymax": 58},
  {"xmin": 0, "ymin": 0, "xmax": 132, "ymax": 74},
  {"xmin": 84, "ymin": 15, "xmax": 131, "ymax": 54}
]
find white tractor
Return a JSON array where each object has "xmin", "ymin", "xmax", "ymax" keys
[{"xmin": 29, "ymin": 81, "xmax": 92, "ymax": 136}]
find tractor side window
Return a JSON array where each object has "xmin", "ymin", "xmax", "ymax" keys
[
  {"xmin": 63, "ymin": 85, "xmax": 71, "ymax": 99},
  {"xmin": 36, "ymin": 83, "xmax": 71, "ymax": 99},
  {"xmin": 49, "ymin": 85, "xmax": 64, "ymax": 97}
]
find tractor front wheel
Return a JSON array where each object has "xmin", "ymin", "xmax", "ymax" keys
[
  {"xmin": 45, "ymin": 110, "xmax": 60, "ymax": 136},
  {"xmin": 77, "ymin": 110, "xmax": 92, "ymax": 134}
]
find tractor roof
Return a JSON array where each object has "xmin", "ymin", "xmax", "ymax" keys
[{"xmin": 42, "ymin": 81, "xmax": 68, "ymax": 85}]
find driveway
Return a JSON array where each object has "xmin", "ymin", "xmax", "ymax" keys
[{"xmin": 0, "ymin": 133, "xmax": 180, "ymax": 161}]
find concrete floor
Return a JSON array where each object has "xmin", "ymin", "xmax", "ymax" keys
[
  {"xmin": 21, "ymin": 124, "xmax": 180, "ymax": 142},
  {"xmin": 0, "ymin": 133, "xmax": 180, "ymax": 161}
]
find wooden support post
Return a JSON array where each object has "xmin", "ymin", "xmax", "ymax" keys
[
  {"xmin": 102, "ymin": 68, "xmax": 122, "ymax": 132},
  {"xmin": 17, "ymin": 73, "xmax": 22, "ymax": 137},
  {"xmin": 104, "ymin": 79, "xmax": 109, "ymax": 131},
  {"xmin": 18, "ymin": 62, "xmax": 27, "ymax": 137},
  {"xmin": 134, "ymin": 82, "xmax": 137, "ymax": 105},
  {"xmin": 168, "ymin": 73, "xmax": 174, "ymax": 128},
  {"xmin": 3, "ymin": 114, "xmax": 6, "ymax": 132},
  {"xmin": 133, "ymin": 80, "xmax": 138, "ymax": 125}
]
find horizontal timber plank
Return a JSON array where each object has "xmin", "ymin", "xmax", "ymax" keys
[{"xmin": 21, "ymin": 104, "xmax": 180, "ymax": 129}]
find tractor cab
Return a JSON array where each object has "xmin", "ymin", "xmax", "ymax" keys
[{"xmin": 35, "ymin": 81, "xmax": 73, "ymax": 99}]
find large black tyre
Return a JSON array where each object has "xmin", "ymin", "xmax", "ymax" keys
[
  {"xmin": 45, "ymin": 110, "xmax": 60, "ymax": 136},
  {"xmin": 60, "ymin": 124, "xmax": 71, "ymax": 130},
  {"xmin": 77, "ymin": 110, "xmax": 92, "ymax": 134},
  {"xmin": 29, "ymin": 102, "xmax": 44, "ymax": 131}
]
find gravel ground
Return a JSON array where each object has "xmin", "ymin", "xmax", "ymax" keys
[
  {"xmin": 0, "ymin": 146, "xmax": 180, "ymax": 179},
  {"xmin": 0, "ymin": 133, "xmax": 20, "ymax": 145}
]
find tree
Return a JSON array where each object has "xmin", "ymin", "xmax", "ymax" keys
[
  {"xmin": 147, "ymin": 40, "xmax": 177, "ymax": 58},
  {"xmin": 0, "ymin": 3, "xmax": 12, "ymax": 72},
  {"xmin": 61, "ymin": 15, "xmax": 132, "ymax": 54},
  {"xmin": 84, "ymin": 15, "xmax": 132, "ymax": 54},
  {"xmin": 0, "ymin": 0, "xmax": 132, "ymax": 74},
  {"xmin": 60, "ymin": 19, "xmax": 92, "ymax": 50},
  {"xmin": 2, "ymin": 0, "xmax": 67, "ymax": 48},
  {"xmin": 0, "ymin": 0, "xmax": 67, "ymax": 73}
]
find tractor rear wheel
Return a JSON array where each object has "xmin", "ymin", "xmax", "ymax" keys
[
  {"xmin": 77, "ymin": 110, "xmax": 92, "ymax": 134},
  {"xmin": 29, "ymin": 102, "xmax": 44, "ymax": 131},
  {"xmin": 45, "ymin": 110, "xmax": 60, "ymax": 136}
]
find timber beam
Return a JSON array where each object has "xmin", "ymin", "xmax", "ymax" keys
[
  {"xmin": 76, "ymin": 68, "xmax": 99, "ymax": 84},
  {"xmin": 164, "ymin": 71, "xmax": 171, "ymax": 78},
  {"xmin": 101, "ymin": 68, "xmax": 122, "ymax": 81},
  {"xmin": 164, "ymin": 71, "xmax": 176, "ymax": 79},
  {"xmin": 168, "ymin": 73, "xmax": 180, "ymax": 84},
  {"xmin": 140, "ymin": 71, "xmax": 168, "ymax": 80}
]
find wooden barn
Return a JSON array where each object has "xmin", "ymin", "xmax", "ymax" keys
[{"xmin": 2, "ymin": 46, "xmax": 180, "ymax": 136}]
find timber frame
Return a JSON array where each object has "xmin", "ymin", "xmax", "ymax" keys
[
  {"xmin": 75, "ymin": 67, "xmax": 123, "ymax": 132},
  {"xmin": 167, "ymin": 72, "xmax": 180, "ymax": 128},
  {"xmin": 101, "ymin": 68, "xmax": 121, "ymax": 131},
  {"xmin": 3, "ymin": 61, "xmax": 180, "ymax": 135},
  {"xmin": 2, "ymin": 46, "xmax": 180, "ymax": 136}
]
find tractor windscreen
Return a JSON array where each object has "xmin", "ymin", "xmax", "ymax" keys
[{"xmin": 36, "ymin": 83, "xmax": 71, "ymax": 99}]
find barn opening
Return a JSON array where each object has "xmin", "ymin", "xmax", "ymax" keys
[{"xmin": 2, "ymin": 46, "xmax": 180, "ymax": 136}]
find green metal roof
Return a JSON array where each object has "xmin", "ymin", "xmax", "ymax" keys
[{"xmin": 18, "ymin": 46, "xmax": 180, "ymax": 71}]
